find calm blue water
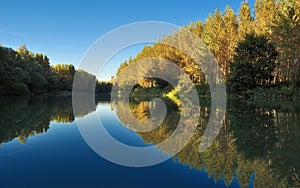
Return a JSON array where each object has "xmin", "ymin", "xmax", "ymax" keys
[
  {"xmin": 0, "ymin": 100, "xmax": 238, "ymax": 188},
  {"xmin": 1, "ymin": 96, "xmax": 299, "ymax": 187}
]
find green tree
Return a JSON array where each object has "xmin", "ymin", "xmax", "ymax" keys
[
  {"xmin": 0, "ymin": 44, "xmax": 102, "ymax": 95},
  {"xmin": 228, "ymin": 33, "xmax": 278, "ymax": 95},
  {"xmin": 51, "ymin": 64, "xmax": 75, "ymax": 90},
  {"xmin": 0, "ymin": 46, "xmax": 32, "ymax": 95},
  {"xmin": 16, "ymin": 45, "xmax": 33, "ymax": 62},
  {"xmin": 35, "ymin": 53, "xmax": 51, "ymax": 78}
]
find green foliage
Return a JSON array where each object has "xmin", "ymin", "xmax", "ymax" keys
[
  {"xmin": 246, "ymin": 86, "xmax": 300, "ymax": 100},
  {"xmin": 96, "ymin": 82, "xmax": 113, "ymax": 94},
  {"xmin": 51, "ymin": 64, "xmax": 76, "ymax": 91},
  {"xmin": 228, "ymin": 33, "xmax": 278, "ymax": 96},
  {"xmin": 28, "ymin": 72, "xmax": 47, "ymax": 93},
  {"xmin": 0, "ymin": 46, "xmax": 31, "ymax": 95},
  {"xmin": 1, "ymin": 81, "xmax": 29, "ymax": 95},
  {"xmin": 2, "ymin": 0, "xmax": 299, "ymax": 96},
  {"xmin": 0, "ymin": 45, "xmax": 100, "ymax": 95},
  {"xmin": 0, "ymin": 45, "xmax": 52, "ymax": 95}
]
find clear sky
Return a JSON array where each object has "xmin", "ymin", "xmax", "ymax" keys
[{"xmin": 0, "ymin": 0, "xmax": 255, "ymax": 80}]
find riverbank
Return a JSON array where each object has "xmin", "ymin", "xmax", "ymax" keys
[{"xmin": 162, "ymin": 85, "xmax": 300, "ymax": 105}]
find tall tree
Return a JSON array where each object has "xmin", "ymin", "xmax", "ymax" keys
[
  {"xmin": 51, "ymin": 64, "xmax": 75, "ymax": 90},
  {"xmin": 253, "ymin": 0, "xmax": 278, "ymax": 36},
  {"xmin": 228, "ymin": 33, "xmax": 278, "ymax": 96},
  {"xmin": 186, "ymin": 21, "xmax": 204, "ymax": 38},
  {"xmin": 16, "ymin": 45, "xmax": 33, "ymax": 61},
  {"xmin": 271, "ymin": 0, "xmax": 300, "ymax": 86},
  {"xmin": 223, "ymin": 6, "xmax": 239, "ymax": 76},
  {"xmin": 238, "ymin": 1, "xmax": 253, "ymax": 41},
  {"xmin": 202, "ymin": 10, "xmax": 226, "ymax": 74}
]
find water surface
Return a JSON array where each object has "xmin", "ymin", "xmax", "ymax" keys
[{"xmin": 0, "ymin": 96, "xmax": 299, "ymax": 187}]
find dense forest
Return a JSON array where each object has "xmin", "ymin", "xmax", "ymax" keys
[
  {"xmin": 1, "ymin": 0, "xmax": 299, "ymax": 98},
  {"xmin": 116, "ymin": 0, "xmax": 300, "ymax": 98},
  {"xmin": 0, "ymin": 45, "xmax": 112, "ymax": 96}
]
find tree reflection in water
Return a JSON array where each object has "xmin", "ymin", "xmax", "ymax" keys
[
  {"xmin": 0, "ymin": 96, "xmax": 95, "ymax": 145},
  {"xmin": 115, "ymin": 98, "xmax": 300, "ymax": 187},
  {"xmin": 1, "ymin": 96, "xmax": 299, "ymax": 187}
]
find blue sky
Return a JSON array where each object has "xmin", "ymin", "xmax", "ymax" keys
[{"xmin": 0, "ymin": 0, "xmax": 255, "ymax": 80}]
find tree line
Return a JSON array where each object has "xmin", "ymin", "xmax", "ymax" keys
[
  {"xmin": 116, "ymin": 0, "xmax": 300, "ymax": 98},
  {"xmin": 0, "ymin": 45, "xmax": 112, "ymax": 95}
]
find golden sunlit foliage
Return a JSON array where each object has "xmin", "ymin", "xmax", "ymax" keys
[{"xmin": 116, "ymin": 0, "xmax": 300, "ymax": 97}]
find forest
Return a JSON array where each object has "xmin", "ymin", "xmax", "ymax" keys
[
  {"xmin": 116, "ymin": 0, "xmax": 300, "ymax": 99},
  {"xmin": 0, "ymin": 45, "xmax": 112, "ymax": 95},
  {"xmin": 0, "ymin": 0, "xmax": 299, "ymax": 98}
]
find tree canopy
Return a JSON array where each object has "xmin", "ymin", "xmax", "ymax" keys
[
  {"xmin": 115, "ymin": 0, "xmax": 300, "ymax": 97},
  {"xmin": 228, "ymin": 33, "xmax": 278, "ymax": 96},
  {"xmin": 0, "ymin": 45, "xmax": 106, "ymax": 95}
]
